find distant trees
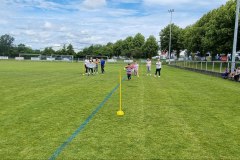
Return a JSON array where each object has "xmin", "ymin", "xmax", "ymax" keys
[
  {"xmin": 160, "ymin": 24, "xmax": 183, "ymax": 57},
  {"xmin": 142, "ymin": 36, "xmax": 159, "ymax": 58},
  {"xmin": 159, "ymin": 0, "xmax": 237, "ymax": 59},
  {"xmin": 78, "ymin": 33, "xmax": 158, "ymax": 58},
  {"xmin": 0, "ymin": 34, "xmax": 15, "ymax": 56}
]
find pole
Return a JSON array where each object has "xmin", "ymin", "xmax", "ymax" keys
[
  {"xmin": 168, "ymin": 9, "xmax": 174, "ymax": 65},
  {"xmin": 159, "ymin": 34, "xmax": 161, "ymax": 58},
  {"xmin": 117, "ymin": 70, "xmax": 124, "ymax": 116},
  {"xmin": 231, "ymin": 0, "xmax": 240, "ymax": 72},
  {"xmin": 119, "ymin": 70, "xmax": 122, "ymax": 111}
]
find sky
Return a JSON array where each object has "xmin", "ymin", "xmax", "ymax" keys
[{"xmin": 0, "ymin": 0, "xmax": 229, "ymax": 51}]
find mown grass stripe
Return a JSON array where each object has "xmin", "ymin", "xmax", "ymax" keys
[{"xmin": 49, "ymin": 78, "xmax": 125, "ymax": 160}]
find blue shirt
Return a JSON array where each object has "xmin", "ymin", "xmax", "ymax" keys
[{"xmin": 101, "ymin": 59, "xmax": 105, "ymax": 66}]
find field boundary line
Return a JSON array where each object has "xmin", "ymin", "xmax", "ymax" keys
[{"xmin": 49, "ymin": 78, "xmax": 125, "ymax": 160}]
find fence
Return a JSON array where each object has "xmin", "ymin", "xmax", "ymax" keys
[{"xmin": 170, "ymin": 60, "xmax": 240, "ymax": 73}]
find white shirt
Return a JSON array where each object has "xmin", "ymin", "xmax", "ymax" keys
[
  {"xmin": 87, "ymin": 62, "xmax": 96, "ymax": 68},
  {"xmin": 146, "ymin": 60, "xmax": 151, "ymax": 67},
  {"xmin": 156, "ymin": 61, "xmax": 161, "ymax": 69},
  {"xmin": 84, "ymin": 59, "xmax": 89, "ymax": 65}
]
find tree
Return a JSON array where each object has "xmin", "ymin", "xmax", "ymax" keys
[
  {"xmin": 181, "ymin": 0, "xmax": 237, "ymax": 59},
  {"xmin": 122, "ymin": 36, "xmax": 134, "ymax": 58},
  {"xmin": 132, "ymin": 33, "xmax": 145, "ymax": 58},
  {"xmin": 160, "ymin": 24, "xmax": 183, "ymax": 56},
  {"xmin": 142, "ymin": 35, "xmax": 159, "ymax": 58},
  {"xmin": 0, "ymin": 34, "xmax": 15, "ymax": 56},
  {"xmin": 113, "ymin": 40, "xmax": 123, "ymax": 57},
  {"xmin": 43, "ymin": 47, "xmax": 55, "ymax": 55},
  {"xmin": 66, "ymin": 44, "xmax": 75, "ymax": 55},
  {"xmin": 61, "ymin": 44, "xmax": 67, "ymax": 55},
  {"xmin": 133, "ymin": 33, "xmax": 145, "ymax": 48}
]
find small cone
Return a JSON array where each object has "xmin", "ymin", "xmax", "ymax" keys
[{"xmin": 117, "ymin": 110, "xmax": 124, "ymax": 116}]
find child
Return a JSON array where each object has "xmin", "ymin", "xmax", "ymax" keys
[
  {"xmin": 125, "ymin": 63, "xmax": 133, "ymax": 80},
  {"xmin": 87, "ymin": 60, "xmax": 94, "ymax": 76},
  {"xmin": 133, "ymin": 61, "xmax": 139, "ymax": 77},
  {"xmin": 154, "ymin": 59, "xmax": 162, "ymax": 77},
  {"xmin": 221, "ymin": 68, "xmax": 229, "ymax": 79},
  {"xmin": 83, "ymin": 59, "xmax": 89, "ymax": 75},
  {"xmin": 146, "ymin": 58, "xmax": 151, "ymax": 76},
  {"xmin": 94, "ymin": 58, "xmax": 99, "ymax": 74},
  {"xmin": 100, "ymin": 58, "xmax": 105, "ymax": 74}
]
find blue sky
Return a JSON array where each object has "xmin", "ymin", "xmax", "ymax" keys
[{"xmin": 0, "ymin": 0, "xmax": 228, "ymax": 51}]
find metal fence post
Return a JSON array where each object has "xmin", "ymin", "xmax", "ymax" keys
[
  {"xmin": 212, "ymin": 61, "xmax": 215, "ymax": 72},
  {"xmin": 220, "ymin": 62, "xmax": 222, "ymax": 73}
]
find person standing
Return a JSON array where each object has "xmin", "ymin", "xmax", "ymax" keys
[
  {"xmin": 100, "ymin": 58, "xmax": 106, "ymax": 74},
  {"xmin": 133, "ymin": 60, "xmax": 139, "ymax": 77},
  {"xmin": 94, "ymin": 58, "xmax": 99, "ymax": 74},
  {"xmin": 87, "ymin": 60, "xmax": 94, "ymax": 76},
  {"xmin": 146, "ymin": 58, "xmax": 152, "ymax": 76},
  {"xmin": 154, "ymin": 59, "xmax": 162, "ymax": 77},
  {"xmin": 234, "ymin": 67, "xmax": 240, "ymax": 81},
  {"xmin": 83, "ymin": 58, "xmax": 89, "ymax": 75},
  {"xmin": 125, "ymin": 63, "xmax": 133, "ymax": 80}
]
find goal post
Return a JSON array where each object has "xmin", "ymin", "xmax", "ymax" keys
[
  {"xmin": 50, "ymin": 55, "xmax": 73, "ymax": 62},
  {"xmin": 17, "ymin": 54, "xmax": 73, "ymax": 62},
  {"xmin": 85, "ymin": 55, "xmax": 109, "ymax": 60},
  {"xmin": 18, "ymin": 53, "xmax": 41, "ymax": 61}
]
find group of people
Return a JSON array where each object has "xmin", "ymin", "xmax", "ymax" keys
[
  {"xmin": 83, "ymin": 58, "xmax": 106, "ymax": 76},
  {"xmin": 222, "ymin": 67, "xmax": 240, "ymax": 81},
  {"xmin": 83, "ymin": 57, "xmax": 162, "ymax": 80},
  {"xmin": 124, "ymin": 58, "xmax": 162, "ymax": 80},
  {"xmin": 124, "ymin": 61, "xmax": 139, "ymax": 80},
  {"xmin": 146, "ymin": 58, "xmax": 162, "ymax": 77}
]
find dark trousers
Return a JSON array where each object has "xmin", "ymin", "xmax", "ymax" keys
[
  {"xmin": 222, "ymin": 72, "xmax": 229, "ymax": 79},
  {"xmin": 88, "ymin": 68, "xmax": 93, "ymax": 75},
  {"xmin": 127, "ymin": 74, "xmax": 131, "ymax": 80},
  {"xmin": 85, "ymin": 65, "xmax": 88, "ymax": 73},
  {"xmin": 155, "ymin": 68, "xmax": 161, "ymax": 76},
  {"xmin": 234, "ymin": 74, "xmax": 239, "ymax": 81},
  {"xmin": 101, "ymin": 65, "xmax": 105, "ymax": 73}
]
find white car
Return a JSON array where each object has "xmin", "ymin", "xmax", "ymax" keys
[
  {"xmin": 227, "ymin": 52, "xmax": 240, "ymax": 61},
  {"xmin": 235, "ymin": 52, "xmax": 240, "ymax": 61}
]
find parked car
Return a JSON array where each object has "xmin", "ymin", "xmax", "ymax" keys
[
  {"xmin": 236, "ymin": 52, "xmax": 240, "ymax": 61},
  {"xmin": 152, "ymin": 56, "xmax": 160, "ymax": 59},
  {"xmin": 228, "ymin": 52, "xmax": 240, "ymax": 61}
]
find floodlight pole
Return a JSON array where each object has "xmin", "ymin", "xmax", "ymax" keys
[
  {"xmin": 231, "ymin": 0, "xmax": 240, "ymax": 72},
  {"xmin": 168, "ymin": 9, "xmax": 174, "ymax": 65}
]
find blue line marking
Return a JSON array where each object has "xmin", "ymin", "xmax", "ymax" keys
[{"xmin": 49, "ymin": 78, "xmax": 125, "ymax": 160}]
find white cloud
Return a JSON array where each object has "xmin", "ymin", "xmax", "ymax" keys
[
  {"xmin": 106, "ymin": 9, "xmax": 139, "ymax": 17},
  {"xmin": 143, "ymin": 0, "xmax": 227, "ymax": 8},
  {"xmin": 0, "ymin": 19, "xmax": 8, "ymax": 25},
  {"xmin": 144, "ymin": 0, "xmax": 191, "ymax": 5},
  {"xmin": 43, "ymin": 22, "xmax": 54, "ymax": 30},
  {"xmin": 111, "ymin": 0, "xmax": 141, "ymax": 3},
  {"xmin": 82, "ymin": 0, "xmax": 106, "ymax": 9},
  {"xmin": 0, "ymin": 0, "xmax": 229, "ymax": 50},
  {"xmin": 25, "ymin": 30, "xmax": 36, "ymax": 36}
]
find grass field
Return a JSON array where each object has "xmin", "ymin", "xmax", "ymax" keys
[{"xmin": 0, "ymin": 60, "xmax": 240, "ymax": 159}]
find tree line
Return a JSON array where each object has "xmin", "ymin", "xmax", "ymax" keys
[
  {"xmin": 0, "ymin": 33, "xmax": 159, "ymax": 59},
  {"xmin": 0, "ymin": 34, "xmax": 76, "ymax": 57},
  {"xmin": 0, "ymin": 0, "xmax": 238, "ymax": 59},
  {"xmin": 160, "ymin": 0, "xmax": 239, "ymax": 59}
]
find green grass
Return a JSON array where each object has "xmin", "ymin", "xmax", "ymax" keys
[{"xmin": 0, "ymin": 60, "xmax": 239, "ymax": 159}]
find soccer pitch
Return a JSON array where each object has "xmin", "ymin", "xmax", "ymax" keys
[{"xmin": 0, "ymin": 61, "xmax": 239, "ymax": 159}]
